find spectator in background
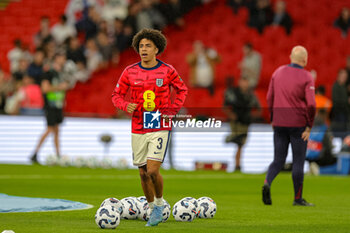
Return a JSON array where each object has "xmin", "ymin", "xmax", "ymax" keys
[
  {"xmin": 51, "ymin": 14, "xmax": 77, "ymax": 46},
  {"xmin": 248, "ymin": 0, "xmax": 273, "ymax": 34},
  {"xmin": 187, "ymin": 40, "xmax": 220, "ymax": 95},
  {"xmin": 334, "ymin": 7, "xmax": 350, "ymax": 37},
  {"xmin": 315, "ymin": 86, "xmax": 332, "ymax": 116},
  {"xmin": 306, "ymin": 109, "xmax": 337, "ymax": 175},
  {"xmin": 224, "ymin": 77, "xmax": 261, "ymax": 171},
  {"xmin": 21, "ymin": 43, "xmax": 33, "ymax": 63},
  {"xmin": 65, "ymin": 36, "xmax": 89, "ymax": 82},
  {"xmin": 137, "ymin": 0, "xmax": 166, "ymax": 31},
  {"xmin": 310, "ymin": 69, "xmax": 317, "ymax": 81},
  {"xmin": 66, "ymin": 36, "xmax": 86, "ymax": 65},
  {"xmin": 31, "ymin": 53, "xmax": 70, "ymax": 163},
  {"xmin": 98, "ymin": 20, "xmax": 114, "ymax": 39},
  {"xmin": 272, "ymin": 0, "xmax": 293, "ymax": 34},
  {"xmin": 124, "ymin": 2, "xmax": 142, "ymax": 34},
  {"xmin": 12, "ymin": 58, "xmax": 29, "ymax": 83},
  {"xmin": 96, "ymin": 31, "xmax": 113, "ymax": 62},
  {"xmin": 239, "ymin": 42, "xmax": 262, "ymax": 89},
  {"xmin": 227, "ymin": 0, "xmax": 246, "ymax": 14},
  {"xmin": 7, "ymin": 39, "xmax": 24, "ymax": 73},
  {"xmin": 0, "ymin": 68, "xmax": 11, "ymax": 114},
  {"xmin": 331, "ymin": 69, "xmax": 349, "ymax": 139},
  {"xmin": 15, "ymin": 74, "xmax": 44, "ymax": 116},
  {"xmin": 113, "ymin": 18, "xmax": 132, "ymax": 52},
  {"xmin": 346, "ymin": 56, "xmax": 350, "ymax": 78},
  {"xmin": 158, "ymin": 0, "xmax": 185, "ymax": 28},
  {"xmin": 345, "ymin": 55, "xmax": 350, "ymax": 96},
  {"xmin": 76, "ymin": 6, "xmax": 100, "ymax": 40},
  {"xmin": 34, "ymin": 16, "xmax": 53, "ymax": 48},
  {"xmin": 85, "ymin": 38, "xmax": 104, "ymax": 73},
  {"xmin": 61, "ymin": 59, "xmax": 88, "ymax": 86},
  {"xmin": 100, "ymin": 0, "xmax": 129, "ymax": 24},
  {"xmin": 65, "ymin": 0, "xmax": 103, "ymax": 25},
  {"xmin": 27, "ymin": 49, "xmax": 45, "ymax": 85},
  {"xmin": 111, "ymin": 19, "xmax": 133, "ymax": 65},
  {"xmin": 42, "ymin": 38, "xmax": 57, "ymax": 61}
]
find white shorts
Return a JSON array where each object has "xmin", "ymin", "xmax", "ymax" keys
[{"xmin": 131, "ymin": 130, "xmax": 171, "ymax": 167}]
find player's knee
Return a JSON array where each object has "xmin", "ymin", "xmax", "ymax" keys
[
  {"xmin": 147, "ymin": 169, "xmax": 159, "ymax": 180},
  {"xmin": 47, "ymin": 127, "xmax": 55, "ymax": 133},
  {"xmin": 139, "ymin": 169, "xmax": 149, "ymax": 181}
]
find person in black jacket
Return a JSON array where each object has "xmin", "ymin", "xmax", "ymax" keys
[
  {"xmin": 247, "ymin": 0, "xmax": 273, "ymax": 34},
  {"xmin": 224, "ymin": 77, "xmax": 261, "ymax": 171},
  {"xmin": 334, "ymin": 7, "xmax": 350, "ymax": 37},
  {"xmin": 272, "ymin": 0, "xmax": 293, "ymax": 34},
  {"xmin": 331, "ymin": 69, "xmax": 349, "ymax": 139}
]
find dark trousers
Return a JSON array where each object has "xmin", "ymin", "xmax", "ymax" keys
[{"xmin": 265, "ymin": 126, "xmax": 307, "ymax": 200}]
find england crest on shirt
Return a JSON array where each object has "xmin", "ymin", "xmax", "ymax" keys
[{"xmin": 156, "ymin": 78, "xmax": 163, "ymax": 87}]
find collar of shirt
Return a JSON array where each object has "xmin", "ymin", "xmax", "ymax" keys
[
  {"xmin": 288, "ymin": 63, "xmax": 303, "ymax": 69},
  {"xmin": 138, "ymin": 59, "xmax": 162, "ymax": 70}
]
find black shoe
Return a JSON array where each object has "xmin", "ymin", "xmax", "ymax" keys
[
  {"xmin": 31, "ymin": 153, "xmax": 38, "ymax": 164},
  {"xmin": 293, "ymin": 198, "xmax": 314, "ymax": 206},
  {"xmin": 262, "ymin": 184, "xmax": 272, "ymax": 205}
]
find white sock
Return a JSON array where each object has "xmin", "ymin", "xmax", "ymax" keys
[
  {"xmin": 154, "ymin": 197, "xmax": 163, "ymax": 207},
  {"xmin": 148, "ymin": 202, "xmax": 155, "ymax": 210}
]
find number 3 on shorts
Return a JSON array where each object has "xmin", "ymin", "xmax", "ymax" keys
[{"xmin": 157, "ymin": 137, "xmax": 163, "ymax": 149}]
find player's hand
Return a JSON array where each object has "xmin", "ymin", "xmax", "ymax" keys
[
  {"xmin": 301, "ymin": 127, "xmax": 311, "ymax": 141},
  {"xmin": 127, "ymin": 103, "xmax": 138, "ymax": 114},
  {"xmin": 229, "ymin": 112, "xmax": 237, "ymax": 121}
]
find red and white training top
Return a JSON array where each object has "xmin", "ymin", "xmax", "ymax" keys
[{"xmin": 112, "ymin": 59, "xmax": 188, "ymax": 134}]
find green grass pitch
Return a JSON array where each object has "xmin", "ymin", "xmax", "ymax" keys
[{"xmin": 0, "ymin": 164, "xmax": 349, "ymax": 233}]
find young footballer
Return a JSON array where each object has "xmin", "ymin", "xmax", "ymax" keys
[{"xmin": 112, "ymin": 29, "xmax": 188, "ymax": 226}]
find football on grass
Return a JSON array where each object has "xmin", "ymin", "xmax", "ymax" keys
[{"xmin": 95, "ymin": 205, "xmax": 120, "ymax": 229}]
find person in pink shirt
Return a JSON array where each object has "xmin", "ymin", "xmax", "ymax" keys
[
  {"xmin": 262, "ymin": 46, "xmax": 316, "ymax": 206},
  {"xmin": 18, "ymin": 75, "xmax": 44, "ymax": 115}
]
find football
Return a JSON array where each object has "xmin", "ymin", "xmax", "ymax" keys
[
  {"xmin": 58, "ymin": 155, "xmax": 71, "ymax": 167},
  {"xmin": 95, "ymin": 205, "xmax": 120, "ymax": 229},
  {"xmin": 172, "ymin": 200, "xmax": 196, "ymax": 222},
  {"xmin": 180, "ymin": 197, "xmax": 200, "ymax": 217},
  {"xmin": 45, "ymin": 155, "xmax": 58, "ymax": 166},
  {"xmin": 197, "ymin": 197, "xmax": 217, "ymax": 219},
  {"xmin": 137, "ymin": 196, "xmax": 147, "ymax": 203},
  {"xmin": 100, "ymin": 197, "xmax": 123, "ymax": 214},
  {"xmin": 162, "ymin": 199, "xmax": 171, "ymax": 222},
  {"xmin": 120, "ymin": 197, "xmax": 140, "ymax": 220},
  {"xmin": 136, "ymin": 196, "xmax": 150, "ymax": 221}
]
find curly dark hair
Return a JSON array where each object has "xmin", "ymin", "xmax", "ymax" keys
[{"xmin": 132, "ymin": 28, "xmax": 167, "ymax": 55}]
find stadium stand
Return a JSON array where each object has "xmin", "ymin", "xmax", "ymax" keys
[
  {"xmin": 0, "ymin": 0, "xmax": 69, "ymax": 72},
  {"xmin": 1, "ymin": 0, "xmax": 350, "ymax": 120}
]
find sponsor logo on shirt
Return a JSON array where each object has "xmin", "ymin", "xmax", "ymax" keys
[{"xmin": 143, "ymin": 90, "xmax": 155, "ymax": 111}]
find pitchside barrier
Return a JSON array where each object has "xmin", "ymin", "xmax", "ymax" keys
[{"xmin": 0, "ymin": 115, "xmax": 343, "ymax": 173}]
